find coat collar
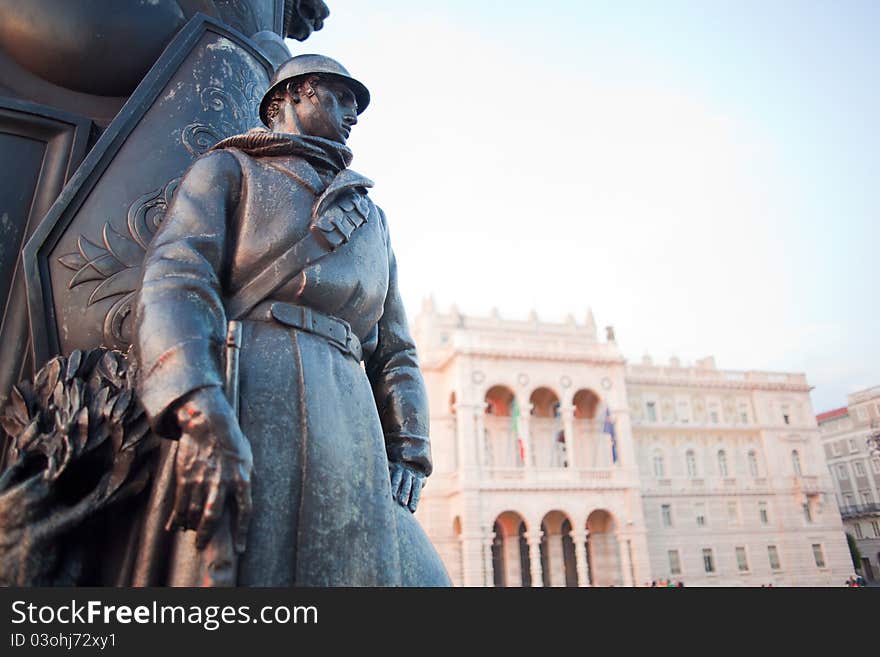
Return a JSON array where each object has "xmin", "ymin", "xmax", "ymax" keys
[{"xmin": 211, "ymin": 128, "xmax": 353, "ymax": 173}]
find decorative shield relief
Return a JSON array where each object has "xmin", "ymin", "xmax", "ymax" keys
[{"xmin": 23, "ymin": 15, "xmax": 274, "ymax": 366}]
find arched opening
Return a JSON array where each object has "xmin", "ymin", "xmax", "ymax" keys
[
  {"xmin": 586, "ymin": 509, "xmax": 622, "ymax": 587},
  {"xmin": 484, "ymin": 386, "xmax": 522, "ymax": 468},
  {"xmin": 792, "ymin": 449, "xmax": 802, "ymax": 476},
  {"xmin": 540, "ymin": 510, "xmax": 577, "ymax": 587},
  {"xmin": 492, "ymin": 511, "xmax": 530, "ymax": 587},
  {"xmin": 572, "ymin": 389, "xmax": 603, "ymax": 468},
  {"xmin": 530, "ymin": 387, "xmax": 564, "ymax": 468},
  {"xmin": 573, "ymin": 389, "xmax": 601, "ymax": 420}
]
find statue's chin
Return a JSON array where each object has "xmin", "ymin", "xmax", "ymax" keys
[{"xmin": 0, "ymin": 0, "xmax": 187, "ymax": 97}]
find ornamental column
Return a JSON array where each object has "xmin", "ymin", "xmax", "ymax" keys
[
  {"xmin": 482, "ymin": 524, "xmax": 495, "ymax": 587},
  {"xmin": 526, "ymin": 532, "xmax": 543, "ymax": 587},
  {"xmin": 575, "ymin": 528, "xmax": 591, "ymax": 587}
]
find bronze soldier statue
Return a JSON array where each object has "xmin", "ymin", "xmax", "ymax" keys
[{"xmin": 131, "ymin": 54, "xmax": 449, "ymax": 586}]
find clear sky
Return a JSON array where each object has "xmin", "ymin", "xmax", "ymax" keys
[{"xmin": 290, "ymin": 0, "xmax": 878, "ymax": 413}]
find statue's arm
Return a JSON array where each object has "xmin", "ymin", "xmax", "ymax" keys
[
  {"xmin": 134, "ymin": 150, "xmax": 242, "ymax": 435},
  {"xmin": 366, "ymin": 208, "xmax": 432, "ymax": 510}
]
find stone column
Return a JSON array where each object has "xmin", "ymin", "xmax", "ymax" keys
[
  {"xmin": 560, "ymin": 404, "xmax": 577, "ymax": 470},
  {"xmin": 527, "ymin": 532, "xmax": 543, "ymax": 587},
  {"xmin": 575, "ymin": 529, "xmax": 591, "ymax": 587},
  {"xmin": 482, "ymin": 525, "xmax": 495, "ymax": 587}
]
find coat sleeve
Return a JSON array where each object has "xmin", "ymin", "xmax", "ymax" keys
[
  {"xmin": 134, "ymin": 149, "xmax": 242, "ymax": 437},
  {"xmin": 365, "ymin": 207, "xmax": 433, "ymax": 477}
]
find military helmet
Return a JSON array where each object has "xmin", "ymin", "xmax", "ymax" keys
[{"xmin": 259, "ymin": 54, "xmax": 370, "ymax": 126}]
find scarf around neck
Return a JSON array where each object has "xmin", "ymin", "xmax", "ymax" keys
[{"xmin": 211, "ymin": 128, "xmax": 353, "ymax": 173}]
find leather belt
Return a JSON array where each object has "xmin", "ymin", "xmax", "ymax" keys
[{"xmin": 245, "ymin": 301, "xmax": 363, "ymax": 362}]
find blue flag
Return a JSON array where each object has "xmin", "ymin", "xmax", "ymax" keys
[{"xmin": 603, "ymin": 407, "xmax": 618, "ymax": 463}]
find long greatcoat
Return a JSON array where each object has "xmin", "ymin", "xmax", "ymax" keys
[{"xmin": 130, "ymin": 132, "xmax": 448, "ymax": 586}]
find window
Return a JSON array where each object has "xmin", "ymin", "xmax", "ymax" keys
[
  {"xmin": 831, "ymin": 441, "xmax": 841, "ymax": 456},
  {"xmin": 861, "ymin": 491, "xmax": 873, "ymax": 505},
  {"xmin": 791, "ymin": 450, "xmax": 802, "ymax": 476},
  {"xmin": 857, "ymin": 407, "xmax": 867, "ymax": 421},
  {"xmin": 686, "ymin": 450, "xmax": 697, "ymax": 478},
  {"xmin": 710, "ymin": 411, "xmax": 718, "ymax": 424},
  {"xmin": 695, "ymin": 503, "xmax": 706, "ymax": 527},
  {"xmin": 812, "ymin": 544, "xmax": 825, "ymax": 568},
  {"xmin": 727, "ymin": 501, "xmax": 739, "ymax": 524},
  {"xmin": 661, "ymin": 504, "xmax": 673, "ymax": 528},
  {"xmin": 668, "ymin": 549, "xmax": 681, "ymax": 575},
  {"xmin": 871, "ymin": 520, "xmax": 880, "ymax": 538},
  {"xmin": 702, "ymin": 548, "xmax": 715, "ymax": 573},
  {"xmin": 854, "ymin": 523, "xmax": 864, "ymax": 539},
  {"xmin": 873, "ymin": 457, "xmax": 880, "ymax": 475},
  {"xmin": 767, "ymin": 545, "xmax": 781, "ymax": 570},
  {"xmin": 849, "ymin": 438, "xmax": 858, "ymax": 453},
  {"xmin": 735, "ymin": 546, "xmax": 749, "ymax": 572},
  {"xmin": 758, "ymin": 502, "xmax": 769, "ymax": 524},
  {"xmin": 652, "ymin": 452, "xmax": 665, "ymax": 478},
  {"xmin": 837, "ymin": 464, "xmax": 849, "ymax": 480},
  {"xmin": 646, "ymin": 401, "xmax": 657, "ymax": 422},
  {"xmin": 854, "ymin": 461, "xmax": 866, "ymax": 477},
  {"xmin": 717, "ymin": 450, "xmax": 728, "ymax": 477},
  {"xmin": 748, "ymin": 451, "xmax": 759, "ymax": 477},
  {"xmin": 803, "ymin": 502, "xmax": 812, "ymax": 524},
  {"xmin": 844, "ymin": 493, "xmax": 855, "ymax": 507},
  {"xmin": 739, "ymin": 404, "xmax": 749, "ymax": 424}
]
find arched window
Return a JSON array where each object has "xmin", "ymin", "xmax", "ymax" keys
[
  {"xmin": 792, "ymin": 449, "xmax": 802, "ymax": 476},
  {"xmin": 748, "ymin": 450, "xmax": 759, "ymax": 478},
  {"xmin": 652, "ymin": 451, "xmax": 665, "ymax": 478},
  {"xmin": 685, "ymin": 450, "xmax": 697, "ymax": 478},
  {"xmin": 717, "ymin": 450, "xmax": 728, "ymax": 477}
]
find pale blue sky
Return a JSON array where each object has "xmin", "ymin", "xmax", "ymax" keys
[{"xmin": 291, "ymin": 1, "xmax": 878, "ymax": 413}]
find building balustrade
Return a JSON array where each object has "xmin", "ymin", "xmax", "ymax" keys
[
  {"xmin": 481, "ymin": 415, "xmax": 616, "ymax": 471},
  {"xmin": 839, "ymin": 503, "xmax": 880, "ymax": 519}
]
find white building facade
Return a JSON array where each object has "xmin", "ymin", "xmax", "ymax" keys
[
  {"xmin": 816, "ymin": 386, "xmax": 880, "ymax": 581},
  {"xmin": 413, "ymin": 302, "xmax": 853, "ymax": 587}
]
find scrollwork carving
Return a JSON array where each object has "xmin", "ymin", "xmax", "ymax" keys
[{"xmin": 180, "ymin": 62, "xmax": 263, "ymax": 156}]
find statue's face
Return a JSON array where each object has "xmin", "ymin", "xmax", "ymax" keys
[{"xmin": 290, "ymin": 78, "xmax": 359, "ymax": 144}]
